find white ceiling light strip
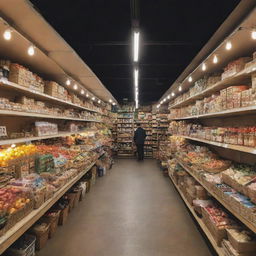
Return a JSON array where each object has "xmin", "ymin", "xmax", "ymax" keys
[{"xmin": 134, "ymin": 32, "xmax": 140, "ymax": 62}]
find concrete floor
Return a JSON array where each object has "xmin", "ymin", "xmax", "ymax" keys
[{"xmin": 38, "ymin": 159, "xmax": 213, "ymax": 256}]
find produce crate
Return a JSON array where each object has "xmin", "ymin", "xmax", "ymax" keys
[
  {"xmin": 42, "ymin": 210, "xmax": 60, "ymax": 239},
  {"xmin": 6, "ymin": 200, "xmax": 33, "ymax": 231},
  {"xmin": 29, "ymin": 223, "xmax": 50, "ymax": 251},
  {"xmin": 73, "ymin": 189, "xmax": 82, "ymax": 208},
  {"xmin": 202, "ymin": 207, "xmax": 227, "ymax": 246},
  {"xmin": 58, "ymin": 206, "xmax": 69, "ymax": 226},
  {"xmin": 227, "ymin": 229, "xmax": 256, "ymax": 253},
  {"xmin": 33, "ymin": 187, "xmax": 46, "ymax": 209},
  {"xmin": 67, "ymin": 193, "xmax": 76, "ymax": 211},
  {"xmin": 4, "ymin": 234, "xmax": 36, "ymax": 256}
]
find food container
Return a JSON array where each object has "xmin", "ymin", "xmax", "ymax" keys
[
  {"xmin": 29, "ymin": 222, "xmax": 50, "ymax": 251},
  {"xmin": 227, "ymin": 229, "xmax": 256, "ymax": 253},
  {"xmin": 4, "ymin": 234, "xmax": 36, "ymax": 256}
]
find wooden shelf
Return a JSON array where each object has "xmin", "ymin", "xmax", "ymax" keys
[
  {"xmin": 169, "ymin": 65, "xmax": 256, "ymax": 109},
  {"xmin": 171, "ymin": 106, "xmax": 256, "ymax": 120},
  {"xmin": 0, "ymin": 161, "xmax": 95, "ymax": 254},
  {"xmin": 168, "ymin": 174, "xmax": 225, "ymax": 256},
  {"xmin": 0, "ymin": 109, "xmax": 101, "ymax": 122},
  {"xmin": 177, "ymin": 160, "xmax": 256, "ymax": 234},
  {"xmin": 0, "ymin": 78, "xmax": 100, "ymax": 114},
  {"xmin": 0, "ymin": 130, "xmax": 103, "ymax": 146},
  {"xmin": 178, "ymin": 135, "xmax": 256, "ymax": 154}
]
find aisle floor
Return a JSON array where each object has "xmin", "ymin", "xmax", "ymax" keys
[{"xmin": 38, "ymin": 159, "xmax": 213, "ymax": 256}]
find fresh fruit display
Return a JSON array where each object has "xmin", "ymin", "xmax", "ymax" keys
[
  {"xmin": 0, "ymin": 186, "xmax": 31, "ymax": 215},
  {"xmin": 0, "ymin": 144, "xmax": 37, "ymax": 167}
]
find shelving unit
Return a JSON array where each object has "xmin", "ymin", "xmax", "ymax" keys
[
  {"xmin": 176, "ymin": 135, "xmax": 256, "ymax": 154},
  {"xmin": 117, "ymin": 111, "xmax": 134, "ymax": 157},
  {"xmin": 168, "ymin": 173, "xmax": 225, "ymax": 256},
  {"xmin": 170, "ymin": 105, "xmax": 256, "ymax": 120},
  {"xmin": 0, "ymin": 109, "xmax": 101, "ymax": 122},
  {"xmin": 0, "ymin": 161, "xmax": 95, "ymax": 254},
  {"xmin": 0, "ymin": 79, "xmax": 101, "ymax": 114},
  {"xmin": 177, "ymin": 159, "xmax": 256, "ymax": 234},
  {"xmin": 169, "ymin": 64, "xmax": 256, "ymax": 110}
]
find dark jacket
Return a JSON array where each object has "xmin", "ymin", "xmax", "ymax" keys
[{"xmin": 134, "ymin": 127, "xmax": 146, "ymax": 144}]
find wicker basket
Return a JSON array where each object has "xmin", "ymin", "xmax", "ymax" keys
[
  {"xmin": 30, "ymin": 223, "xmax": 50, "ymax": 251},
  {"xmin": 42, "ymin": 210, "xmax": 61, "ymax": 239},
  {"xmin": 4, "ymin": 234, "xmax": 36, "ymax": 256},
  {"xmin": 67, "ymin": 193, "xmax": 76, "ymax": 211},
  {"xmin": 58, "ymin": 206, "xmax": 69, "ymax": 226},
  {"xmin": 33, "ymin": 187, "xmax": 46, "ymax": 209},
  {"xmin": 73, "ymin": 189, "xmax": 82, "ymax": 208}
]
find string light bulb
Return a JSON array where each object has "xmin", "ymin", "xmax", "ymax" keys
[
  {"xmin": 27, "ymin": 45, "xmax": 35, "ymax": 56},
  {"xmin": 92, "ymin": 97, "xmax": 95, "ymax": 101},
  {"xmin": 157, "ymin": 105, "xmax": 160, "ymax": 109},
  {"xmin": 109, "ymin": 99, "xmax": 113, "ymax": 103},
  {"xmin": 86, "ymin": 93, "xmax": 89, "ymax": 98},
  {"xmin": 251, "ymin": 30, "xmax": 256, "ymax": 40},
  {"xmin": 167, "ymin": 95, "xmax": 170, "ymax": 99},
  {"xmin": 225, "ymin": 41, "xmax": 232, "ymax": 50},
  {"xmin": 179, "ymin": 86, "xmax": 182, "ymax": 92},
  {"xmin": 3, "ymin": 29, "xmax": 12, "ymax": 40},
  {"xmin": 171, "ymin": 92, "xmax": 175, "ymax": 97},
  {"xmin": 81, "ymin": 90, "xmax": 85, "ymax": 95},
  {"xmin": 188, "ymin": 76, "xmax": 193, "ymax": 82},
  {"xmin": 213, "ymin": 55, "xmax": 218, "ymax": 64},
  {"xmin": 112, "ymin": 102, "xmax": 116, "ymax": 106},
  {"xmin": 73, "ymin": 84, "xmax": 78, "ymax": 90},
  {"xmin": 66, "ymin": 79, "xmax": 71, "ymax": 86},
  {"xmin": 202, "ymin": 63, "xmax": 207, "ymax": 71}
]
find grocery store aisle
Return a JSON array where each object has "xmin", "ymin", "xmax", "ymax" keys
[{"xmin": 38, "ymin": 159, "xmax": 213, "ymax": 256}]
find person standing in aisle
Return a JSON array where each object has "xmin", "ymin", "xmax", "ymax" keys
[{"xmin": 134, "ymin": 123, "xmax": 146, "ymax": 161}]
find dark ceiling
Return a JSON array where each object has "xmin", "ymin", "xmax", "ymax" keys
[{"xmin": 30, "ymin": 0, "xmax": 241, "ymax": 104}]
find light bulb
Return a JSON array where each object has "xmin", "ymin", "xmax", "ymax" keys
[
  {"xmin": 28, "ymin": 45, "xmax": 35, "ymax": 56},
  {"xmin": 188, "ymin": 76, "xmax": 193, "ymax": 82},
  {"xmin": 98, "ymin": 100, "xmax": 101, "ymax": 104},
  {"xmin": 112, "ymin": 102, "xmax": 116, "ymax": 106},
  {"xmin": 251, "ymin": 30, "xmax": 256, "ymax": 40},
  {"xmin": 73, "ymin": 84, "xmax": 78, "ymax": 90},
  {"xmin": 3, "ymin": 29, "xmax": 11, "ymax": 40},
  {"xmin": 86, "ymin": 93, "xmax": 89, "ymax": 98},
  {"xmin": 226, "ymin": 41, "xmax": 232, "ymax": 50},
  {"xmin": 81, "ymin": 90, "xmax": 85, "ymax": 94},
  {"xmin": 179, "ymin": 86, "xmax": 182, "ymax": 92},
  {"xmin": 109, "ymin": 99, "xmax": 113, "ymax": 103},
  {"xmin": 171, "ymin": 92, "xmax": 175, "ymax": 97},
  {"xmin": 157, "ymin": 105, "xmax": 160, "ymax": 109},
  {"xmin": 164, "ymin": 98, "xmax": 167, "ymax": 102},
  {"xmin": 66, "ymin": 79, "xmax": 71, "ymax": 86},
  {"xmin": 167, "ymin": 95, "xmax": 170, "ymax": 99},
  {"xmin": 213, "ymin": 55, "xmax": 218, "ymax": 64},
  {"xmin": 202, "ymin": 63, "xmax": 207, "ymax": 71},
  {"xmin": 92, "ymin": 97, "xmax": 95, "ymax": 101}
]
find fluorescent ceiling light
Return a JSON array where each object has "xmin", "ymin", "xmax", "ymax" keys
[
  {"xmin": 134, "ymin": 69, "xmax": 139, "ymax": 87},
  {"xmin": 134, "ymin": 32, "xmax": 140, "ymax": 62}
]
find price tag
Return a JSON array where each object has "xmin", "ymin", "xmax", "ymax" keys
[{"xmin": 0, "ymin": 126, "xmax": 7, "ymax": 137}]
